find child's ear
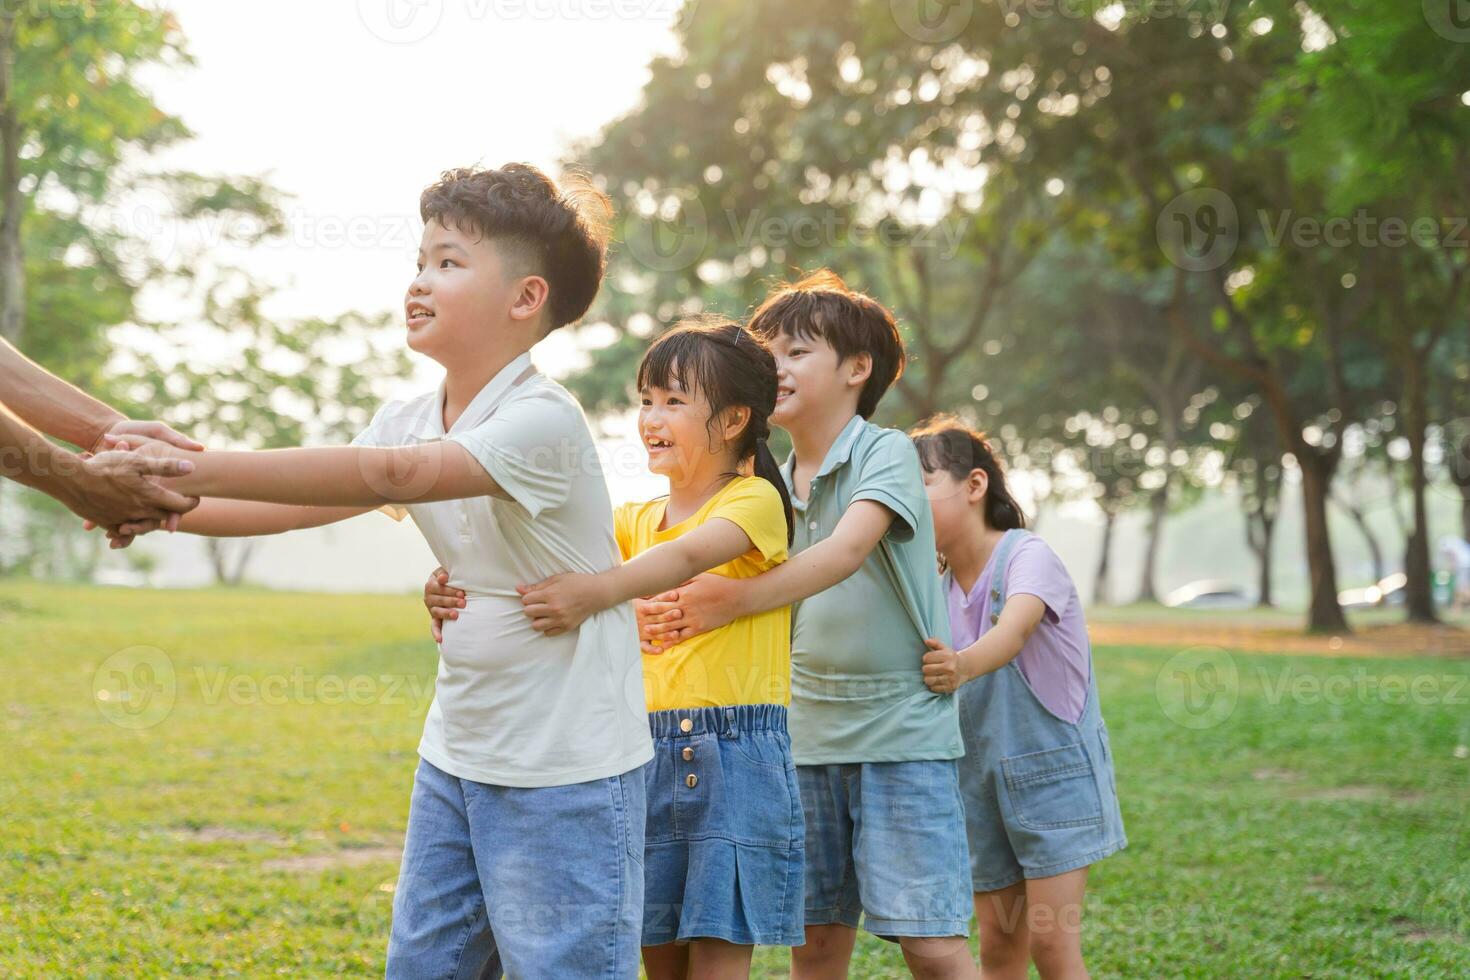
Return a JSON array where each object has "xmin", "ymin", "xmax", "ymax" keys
[
  {"xmin": 722, "ymin": 405, "xmax": 751, "ymax": 442},
  {"xmin": 509, "ymin": 275, "xmax": 551, "ymax": 324},
  {"xmin": 969, "ymin": 468, "xmax": 990, "ymax": 503},
  {"xmin": 845, "ymin": 351, "xmax": 873, "ymax": 389}
]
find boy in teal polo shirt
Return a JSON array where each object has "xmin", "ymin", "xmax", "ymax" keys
[{"xmin": 639, "ymin": 271, "xmax": 977, "ymax": 979}]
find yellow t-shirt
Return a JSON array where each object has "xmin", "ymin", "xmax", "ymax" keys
[{"xmin": 615, "ymin": 475, "xmax": 792, "ymax": 713}]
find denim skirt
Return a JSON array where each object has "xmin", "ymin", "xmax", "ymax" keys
[{"xmin": 641, "ymin": 703, "xmax": 806, "ymax": 946}]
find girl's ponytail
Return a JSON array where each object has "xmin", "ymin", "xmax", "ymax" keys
[{"xmin": 753, "ymin": 434, "xmax": 795, "ymax": 545}]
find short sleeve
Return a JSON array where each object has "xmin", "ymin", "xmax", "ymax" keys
[
  {"xmin": 613, "ymin": 503, "xmax": 637, "ymax": 562},
  {"xmin": 446, "ymin": 389, "xmax": 578, "ymax": 520},
  {"xmin": 350, "ymin": 401, "xmax": 410, "ymax": 522},
  {"xmin": 848, "ymin": 430, "xmax": 924, "ymax": 543},
  {"xmin": 1005, "ymin": 536, "xmax": 1074, "ymax": 625},
  {"xmin": 708, "ymin": 477, "xmax": 789, "ymax": 564}
]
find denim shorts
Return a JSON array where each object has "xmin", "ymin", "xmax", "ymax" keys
[
  {"xmin": 961, "ymin": 716, "xmax": 1128, "ymax": 892},
  {"xmin": 642, "ymin": 704, "xmax": 806, "ymax": 947},
  {"xmin": 387, "ymin": 758, "xmax": 645, "ymax": 979},
  {"xmin": 799, "ymin": 759, "xmax": 972, "ymax": 940}
]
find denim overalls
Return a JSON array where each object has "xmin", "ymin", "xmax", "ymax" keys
[{"xmin": 955, "ymin": 529, "xmax": 1127, "ymax": 891}]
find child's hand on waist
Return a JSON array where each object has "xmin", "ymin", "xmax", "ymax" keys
[
  {"xmin": 638, "ymin": 572, "xmax": 740, "ymax": 648},
  {"xmin": 518, "ymin": 572, "xmax": 608, "ymax": 637},
  {"xmin": 921, "ymin": 637, "xmax": 972, "ymax": 694},
  {"xmin": 423, "ymin": 566, "xmax": 463, "ymax": 644}
]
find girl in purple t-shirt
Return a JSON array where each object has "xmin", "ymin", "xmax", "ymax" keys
[{"xmin": 910, "ymin": 414, "xmax": 1126, "ymax": 980}]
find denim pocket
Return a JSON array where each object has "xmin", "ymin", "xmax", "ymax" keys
[
  {"xmin": 617, "ymin": 771, "xmax": 646, "ymax": 867},
  {"xmin": 728, "ymin": 730, "xmax": 794, "ymax": 773},
  {"xmin": 1001, "ymin": 743, "xmax": 1103, "ymax": 831}
]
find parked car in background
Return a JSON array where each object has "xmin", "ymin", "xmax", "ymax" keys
[{"xmin": 1162, "ymin": 580, "xmax": 1255, "ymax": 610}]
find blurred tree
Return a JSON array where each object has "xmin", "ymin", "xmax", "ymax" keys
[
  {"xmin": 118, "ymin": 276, "xmax": 411, "ymax": 584},
  {"xmin": 0, "ymin": 4, "xmax": 413, "ymax": 583},
  {"xmin": 1219, "ymin": 396, "xmax": 1285, "ymax": 608},
  {"xmin": 1254, "ymin": 0, "xmax": 1470, "ymax": 623},
  {"xmin": 564, "ymin": 0, "xmax": 1468, "ymax": 632}
]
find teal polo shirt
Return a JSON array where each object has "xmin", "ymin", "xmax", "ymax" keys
[{"xmin": 779, "ymin": 414, "xmax": 963, "ymax": 765}]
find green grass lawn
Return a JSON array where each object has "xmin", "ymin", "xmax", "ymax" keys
[{"xmin": 2, "ymin": 580, "xmax": 1467, "ymax": 978}]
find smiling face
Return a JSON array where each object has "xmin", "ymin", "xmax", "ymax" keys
[
  {"xmin": 768, "ymin": 330, "xmax": 869, "ymax": 432},
  {"xmin": 404, "ymin": 218, "xmax": 537, "ymax": 365},
  {"xmin": 639, "ymin": 371, "xmax": 728, "ymax": 483}
]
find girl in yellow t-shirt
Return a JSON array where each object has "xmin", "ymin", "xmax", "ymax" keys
[{"xmin": 514, "ymin": 315, "xmax": 801, "ymax": 977}]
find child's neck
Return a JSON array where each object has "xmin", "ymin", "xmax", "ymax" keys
[
  {"xmin": 442, "ymin": 345, "xmax": 529, "ymax": 431},
  {"xmin": 663, "ymin": 455, "xmax": 741, "ymax": 527},
  {"xmin": 787, "ymin": 406, "xmax": 860, "ymax": 491},
  {"xmin": 947, "ymin": 520, "xmax": 1008, "ymax": 597}
]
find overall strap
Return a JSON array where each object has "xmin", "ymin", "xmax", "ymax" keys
[{"xmin": 987, "ymin": 528, "xmax": 1032, "ymax": 626}]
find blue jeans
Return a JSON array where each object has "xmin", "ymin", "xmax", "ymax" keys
[{"xmin": 386, "ymin": 758, "xmax": 645, "ymax": 979}]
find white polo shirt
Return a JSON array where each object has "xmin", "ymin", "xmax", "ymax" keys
[{"xmin": 352, "ymin": 352, "xmax": 652, "ymax": 787}]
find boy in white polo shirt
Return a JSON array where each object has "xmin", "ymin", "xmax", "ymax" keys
[{"xmin": 106, "ymin": 164, "xmax": 654, "ymax": 978}]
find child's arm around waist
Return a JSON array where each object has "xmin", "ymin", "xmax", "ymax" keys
[
  {"xmin": 921, "ymin": 594, "xmax": 1047, "ymax": 694},
  {"xmin": 640, "ymin": 499, "xmax": 896, "ymax": 647},
  {"xmin": 518, "ymin": 517, "xmax": 759, "ymax": 636}
]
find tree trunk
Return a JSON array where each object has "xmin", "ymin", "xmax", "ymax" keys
[
  {"xmin": 1093, "ymin": 508, "xmax": 1116, "ymax": 606},
  {"xmin": 205, "ymin": 537, "xmax": 229, "ymax": 584},
  {"xmin": 1400, "ymin": 361, "xmax": 1438, "ymax": 623},
  {"xmin": 1137, "ymin": 482, "xmax": 1169, "ymax": 603},
  {"xmin": 206, "ymin": 537, "xmax": 258, "ymax": 586},
  {"xmin": 1297, "ymin": 450, "xmax": 1349, "ymax": 633},
  {"xmin": 0, "ymin": 10, "xmax": 23, "ymax": 344},
  {"xmin": 1463, "ymin": 485, "xmax": 1470, "ymax": 548},
  {"xmin": 1333, "ymin": 495, "xmax": 1386, "ymax": 588},
  {"xmin": 1246, "ymin": 506, "xmax": 1277, "ymax": 608},
  {"xmin": 1453, "ymin": 432, "xmax": 1470, "ymax": 546},
  {"xmin": 1256, "ymin": 513, "xmax": 1276, "ymax": 608},
  {"xmin": 226, "ymin": 539, "xmax": 258, "ymax": 587}
]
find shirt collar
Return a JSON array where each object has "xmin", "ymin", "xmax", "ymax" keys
[
  {"xmin": 779, "ymin": 414, "xmax": 867, "ymax": 503},
  {"xmin": 814, "ymin": 414, "xmax": 867, "ymax": 478},
  {"xmin": 431, "ymin": 352, "xmax": 535, "ymax": 437}
]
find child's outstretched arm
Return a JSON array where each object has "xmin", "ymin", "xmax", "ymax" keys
[
  {"xmin": 122, "ymin": 438, "xmax": 506, "ymax": 509},
  {"xmin": 517, "ymin": 518, "xmax": 758, "ymax": 636},
  {"xmin": 638, "ymin": 499, "xmax": 896, "ymax": 648},
  {"xmin": 174, "ymin": 499, "xmax": 374, "ymax": 537},
  {"xmin": 920, "ymin": 595, "xmax": 1047, "ymax": 694}
]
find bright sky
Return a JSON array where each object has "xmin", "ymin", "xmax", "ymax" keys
[{"xmin": 131, "ymin": 0, "xmax": 681, "ymax": 502}]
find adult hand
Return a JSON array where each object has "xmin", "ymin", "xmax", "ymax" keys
[
  {"xmin": 92, "ymin": 419, "xmax": 204, "ymax": 456},
  {"xmin": 82, "ymin": 433, "xmax": 201, "ymax": 547},
  {"xmin": 67, "ymin": 448, "xmax": 199, "ymax": 534}
]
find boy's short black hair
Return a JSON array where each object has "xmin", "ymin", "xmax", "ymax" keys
[
  {"xmin": 747, "ymin": 269, "xmax": 906, "ymax": 419},
  {"xmin": 419, "ymin": 163, "xmax": 612, "ymax": 332}
]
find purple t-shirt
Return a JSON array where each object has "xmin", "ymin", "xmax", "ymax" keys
[{"xmin": 947, "ymin": 534, "xmax": 1091, "ymax": 724}]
